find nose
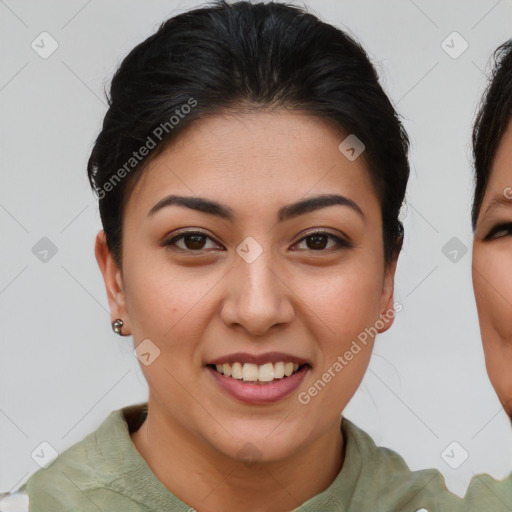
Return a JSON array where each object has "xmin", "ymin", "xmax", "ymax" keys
[{"xmin": 220, "ymin": 246, "xmax": 295, "ymax": 337}]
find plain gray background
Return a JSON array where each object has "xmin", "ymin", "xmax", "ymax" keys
[{"xmin": 1, "ymin": 0, "xmax": 512, "ymax": 498}]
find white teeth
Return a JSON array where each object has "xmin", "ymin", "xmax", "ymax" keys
[
  {"xmin": 284, "ymin": 362, "xmax": 294, "ymax": 377},
  {"xmin": 212, "ymin": 361, "xmax": 304, "ymax": 382},
  {"xmin": 274, "ymin": 362, "xmax": 285, "ymax": 379},
  {"xmin": 242, "ymin": 363, "xmax": 259, "ymax": 382},
  {"xmin": 258, "ymin": 363, "xmax": 274, "ymax": 382},
  {"xmin": 231, "ymin": 362, "xmax": 243, "ymax": 380}
]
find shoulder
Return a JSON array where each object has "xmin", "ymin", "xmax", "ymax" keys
[
  {"xmin": 24, "ymin": 409, "xmax": 119, "ymax": 489},
  {"xmin": 342, "ymin": 418, "xmax": 463, "ymax": 511},
  {"xmin": 464, "ymin": 471, "xmax": 512, "ymax": 511},
  {"xmin": 21, "ymin": 405, "xmax": 148, "ymax": 511}
]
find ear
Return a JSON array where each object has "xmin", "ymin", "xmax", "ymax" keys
[
  {"xmin": 377, "ymin": 248, "xmax": 400, "ymax": 334},
  {"xmin": 94, "ymin": 230, "xmax": 130, "ymax": 335}
]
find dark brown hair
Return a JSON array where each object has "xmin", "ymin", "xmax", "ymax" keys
[
  {"xmin": 472, "ymin": 39, "xmax": 512, "ymax": 228},
  {"xmin": 87, "ymin": 0, "xmax": 409, "ymax": 267}
]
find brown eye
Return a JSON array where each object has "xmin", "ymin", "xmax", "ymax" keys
[
  {"xmin": 163, "ymin": 231, "xmax": 223, "ymax": 252},
  {"xmin": 293, "ymin": 231, "xmax": 351, "ymax": 252},
  {"xmin": 181, "ymin": 234, "xmax": 207, "ymax": 250},
  {"xmin": 162, "ymin": 229, "xmax": 352, "ymax": 254}
]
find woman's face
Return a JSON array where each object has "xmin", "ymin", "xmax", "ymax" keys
[
  {"xmin": 97, "ymin": 110, "xmax": 397, "ymax": 462},
  {"xmin": 473, "ymin": 119, "xmax": 512, "ymax": 417}
]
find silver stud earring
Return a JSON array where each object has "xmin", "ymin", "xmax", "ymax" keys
[{"xmin": 112, "ymin": 318, "xmax": 124, "ymax": 336}]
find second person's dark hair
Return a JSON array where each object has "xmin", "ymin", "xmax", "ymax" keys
[
  {"xmin": 472, "ymin": 39, "xmax": 512, "ymax": 228},
  {"xmin": 87, "ymin": 0, "xmax": 410, "ymax": 267}
]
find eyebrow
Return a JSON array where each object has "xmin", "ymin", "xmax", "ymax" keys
[{"xmin": 148, "ymin": 193, "xmax": 365, "ymax": 223}]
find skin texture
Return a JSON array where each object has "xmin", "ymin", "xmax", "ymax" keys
[
  {"xmin": 95, "ymin": 110, "xmax": 398, "ymax": 512},
  {"xmin": 473, "ymin": 119, "xmax": 512, "ymax": 418}
]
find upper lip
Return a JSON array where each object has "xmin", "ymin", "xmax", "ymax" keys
[{"xmin": 206, "ymin": 352, "xmax": 311, "ymax": 366}]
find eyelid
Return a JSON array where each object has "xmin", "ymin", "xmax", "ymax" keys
[
  {"xmin": 295, "ymin": 227, "xmax": 351, "ymax": 242},
  {"xmin": 291, "ymin": 229, "xmax": 352, "ymax": 250},
  {"xmin": 162, "ymin": 229, "xmax": 223, "ymax": 251},
  {"xmin": 484, "ymin": 222, "xmax": 512, "ymax": 240},
  {"xmin": 162, "ymin": 229, "xmax": 352, "ymax": 252}
]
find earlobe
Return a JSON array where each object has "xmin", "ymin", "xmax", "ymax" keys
[
  {"xmin": 377, "ymin": 302, "xmax": 396, "ymax": 334},
  {"xmin": 377, "ymin": 251, "xmax": 399, "ymax": 334}
]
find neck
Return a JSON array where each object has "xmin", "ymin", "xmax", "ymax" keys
[{"xmin": 130, "ymin": 399, "xmax": 345, "ymax": 512}]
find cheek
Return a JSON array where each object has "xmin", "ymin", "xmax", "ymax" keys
[
  {"xmin": 309, "ymin": 274, "xmax": 381, "ymax": 338},
  {"xmin": 122, "ymin": 245, "xmax": 213, "ymax": 351},
  {"xmin": 473, "ymin": 245, "xmax": 512, "ymax": 413},
  {"xmin": 473, "ymin": 247, "xmax": 512, "ymax": 344},
  {"xmin": 122, "ymin": 259, "xmax": 213, "ymax": 399},
  {"xmin": 319, "ymin": 253, "xmax": 383, "ymax": 323},
  {"xmin": 300, "ymin": 256, "xmax": 384, "ymax": 364}
]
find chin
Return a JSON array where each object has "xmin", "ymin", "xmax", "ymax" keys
[{"xmin": 210, "ymin": 432, "xmax": 302, "ymax": 465}]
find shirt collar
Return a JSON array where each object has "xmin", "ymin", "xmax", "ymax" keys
[{"xmin": 97, "ymin": 402, "xmax": 358, "ymax": 511}]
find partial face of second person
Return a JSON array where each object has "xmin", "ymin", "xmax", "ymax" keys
[
  {"xmin": 97, "ymin": 109, "xmax": 397, "ymax": 466},
  {"xmin": 473, "ymin": 119, "xmax": 512, "ymax": 417}
]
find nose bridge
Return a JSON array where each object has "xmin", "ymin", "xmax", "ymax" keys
[
  {"xmin": 223, "ymin": 239, "xmax": 293, "ymax": 334},
  {"xmin": 240, "ymin": 247, "xmax": 278, "ymax": 297}
]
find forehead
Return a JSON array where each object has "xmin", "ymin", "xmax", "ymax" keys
[{"xmin": 125, "ymin": 110, "xmax": 379, "ymax": 220}]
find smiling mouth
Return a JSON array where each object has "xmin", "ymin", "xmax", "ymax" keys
[{"xmin": 206, "ymin": 361, "xmax": 310, "ymax": 384}]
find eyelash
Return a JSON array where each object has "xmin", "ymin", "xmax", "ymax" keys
[
  {"xmin": 484, "ymin": 223, "xmax": 512, "ymax": 241},
  {"xmin": 162, "ymin": 230, "xmax": 352, "ymax": 254}
]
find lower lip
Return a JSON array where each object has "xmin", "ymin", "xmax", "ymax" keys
[{"xmin": 207, "ymin": 365, "xmax": 309, "ymax": 404}]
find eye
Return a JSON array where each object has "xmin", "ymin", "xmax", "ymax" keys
[
  {"xmin": 161, "ymin": 229, "xmax": 352, "ymax": 254},
  {"xmin": 162, "ymin": 231, "xmax": 223, "ymax": 252},
  {"xmin": 484, "ymin": 223, "xmax": 512, "ymax": 241},
  {"xmin": 292, "ymin": 230, "xmax": 352, "ymax": 252}
]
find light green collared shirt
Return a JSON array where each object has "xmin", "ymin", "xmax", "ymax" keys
[{"xmin": 20, "ymin": 402, "xmax": 467, "ymax": 511}]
